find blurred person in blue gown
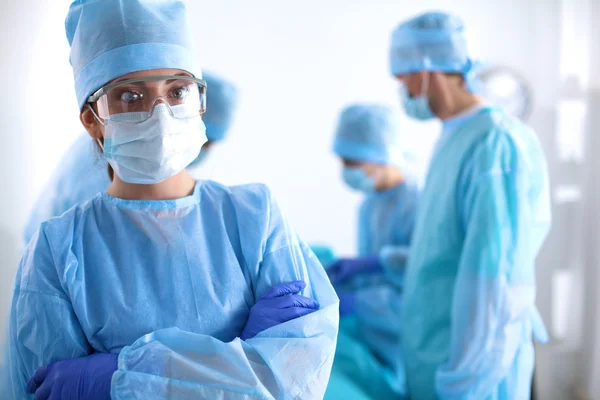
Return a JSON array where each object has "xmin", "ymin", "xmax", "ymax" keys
[
  {"xmin": 383, "ymin": 11, "xmax": 550, "ymax": 399},
  {"xmin": 325, "ymin": 103, "xmax": 420, "ymax": 400}
]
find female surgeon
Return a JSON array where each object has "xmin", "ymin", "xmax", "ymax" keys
[{"xmin": 1, "ymin": 1, "xmax": 338, "ymax": 399}]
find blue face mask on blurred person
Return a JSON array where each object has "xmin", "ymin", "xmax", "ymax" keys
[
  {"xmin": 400, "ymin": 75, "xmax": 436, "ymax": 121},
  {"xmin": 342, "ymin": 167, "xmax": 376, "ymax": 192},
  {"xmin": 98, "ymin": 103, "xmax": 207, "ymax": 184}
]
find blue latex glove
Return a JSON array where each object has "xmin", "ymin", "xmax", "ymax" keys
[
  {"xmin": 27, "ymin": 353, "xmax": 118, "ymax": 400},
  {"xmin": 241, "ymin": 280, "xmax": 319, "ymax": 340},
  {"xmin": 327, "ymin": 256, "xmax": 383, "ymax": 284},
  {"xmin": 338, "ymin": 293, "xmax": 356, "ymax": 317}
]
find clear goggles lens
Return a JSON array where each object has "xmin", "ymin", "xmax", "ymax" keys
[{"xmin": 89, "ymin": 76, "xmax": 206, "ymax": 122}]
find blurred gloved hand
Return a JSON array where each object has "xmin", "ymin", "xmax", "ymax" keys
[
  {"xmin": 327, "ymin": 256, "xmax": 383, "ymax": 284},
  {"xmin": 338, "ymin": 293, "xmax": 356, "ymax": 317},
  {"xmin": 241, "ymin": 280, "xmax": 320, "ymax": 340},
  {"xmin": 27, "ymin": 352, "xmax": 118, "ymax": 400}
]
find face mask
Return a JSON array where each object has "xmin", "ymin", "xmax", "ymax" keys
[
  {"xmin": 342, "ymin": 167, "xmax": 376, "ymax": 192},
  {"xmin": 400, "ymin": 74, "xmax": 436, "ymax": 121},
  {"xmin": 98, "ymin": 103, "xmax": 207, "ymax": 184}
]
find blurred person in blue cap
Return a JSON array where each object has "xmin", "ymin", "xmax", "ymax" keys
[
  {"xmin": 22, "ymin": 71, "xmax": 238, "ymax": 247},
  {"xmin": 1, "ymin": 1, "xmax": 338, "ymax": 399},
  {"xmin": 324, "ymin": 104, "xmax": 419, "ymax": 400},
  {"xmin": 186, "ymin": 72, "xmax": 238, "ymax": 171},
  {"xmin": 382, "ymin": 10, "xmax": 549, "ymax": 400}
]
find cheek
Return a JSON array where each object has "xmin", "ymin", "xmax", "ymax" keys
[
  {"xmin": 405, "ymin": 74, "xmax": 424, "ymax": 96},
  {"xmin": 406, "ymin": 81, "xmax": 421, "ymax": 96}
]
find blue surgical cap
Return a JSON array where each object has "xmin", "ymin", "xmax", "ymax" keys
[
  {"xmin": 389, "ymin": 11, "xmax": 475, "ymax": 78},
  {"xmin": 203, "ymin": 72, "xmax": 239, "ymax": 142},
  {"xmin": 66, "ymin": 0, "xmax": 201, "ymax": 109},
  {"xmin": 333, "ymin": 104, "xmax": 404, "ymax": 166}
]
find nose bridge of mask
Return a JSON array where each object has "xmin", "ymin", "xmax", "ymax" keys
[
  {"xmin": 150, "ymin": 101, "xmax": 174, "ymax": 117},
  {"xmin": 152, "ymin": 100, "xmax": 199, "ymax": 119},
  {"xmin": 138, "ymin": 103, "xmax": 187, "ymax": 139},
  {"xmin": 152, "ymin": 107, "xmax": 176, "ymax": 140}
]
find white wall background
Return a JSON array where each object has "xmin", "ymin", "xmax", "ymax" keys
[
  {"xmin": 0, "ymin": 0, "xmax": 536, "ymax": 307},
  {"xmin": 0, "ymin": 0, "xmax": 540, "ymax": 311},
  {"xmin": 0, "ymin": 0, "xmax": 557, "ymax": 357},
  {"xmin": 0, "ymin": 0, "xmax": 597, "ymax": 398}
]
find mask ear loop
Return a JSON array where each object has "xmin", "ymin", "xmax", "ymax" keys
[
  {"xmin": 87, "ymin": 103, "xmax": 106, "ymax": 126},
  {"xmin": 86, "ymin": 104, "xmax": 106, "ymax": 151},
  {"xmin": 96, "ymin": 137, "xmax": 105, "ymax": 152},
  {"xmin": 420, "ymin": 72, "xmax": 435, "ymax": 117}
]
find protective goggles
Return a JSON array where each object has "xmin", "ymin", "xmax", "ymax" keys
[{"xmin": 87, "ymin": 75, "xmax": 206, "ymax": 123}]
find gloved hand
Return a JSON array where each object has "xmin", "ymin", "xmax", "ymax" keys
[
  {"xmin": 327, "ymin": 256, "xmax": 383, "ymax": 284},
  {"xmin": 338, "ymin": 293, "xmax": 356, "ymax": 317},
  {"xmin": 241, "ymin": 280, "xmax": 319, "ymax": 340},
  {"xmin": 27, "ymin": 352, "xmax": 118, "ymax": 400}
]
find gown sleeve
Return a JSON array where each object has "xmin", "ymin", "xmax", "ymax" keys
[{"xmin": 1, "ymin": 228, "xmax": 92, "ymax": 399}]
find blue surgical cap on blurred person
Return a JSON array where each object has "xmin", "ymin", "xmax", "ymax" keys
[
  {"xmin": 66, "ymin": 0, "xmax": 201, "ymax": 109},
  {"xmin": 203, "ymin": 72, "xmax": 239, "ymax": 142},
  {"xmin": 389, "ymin": 11, "xmax": 481, "ymax": 91},
  {"xmin": 333, "ymin": 104, "xmax": 404, "ymax": 166}
]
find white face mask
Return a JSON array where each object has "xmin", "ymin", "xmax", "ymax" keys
[{"xmin": 97, "ymin": 103, "xmax": 207, "ymax": 184}]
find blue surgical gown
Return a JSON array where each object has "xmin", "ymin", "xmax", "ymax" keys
[
  {"xmin": 23, "ymin": 133, "xmax": 110, "ymax": 246},
  {"xmin": 3, "ymin": 181, "xmax": 339, "ymax": 399},
  {"xmin": 355, "ymin": 181, "xmax": 419, "ymax": 369},
  {"xmin": 328, "ymin": 182, "xmax": 419, "ymax": 400},
  {"xmin": 401, "ymin": 107, "xmax": 551, "ymax": 400}
]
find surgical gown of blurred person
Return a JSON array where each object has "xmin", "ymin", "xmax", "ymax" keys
[
  {"xmin": 389, "ymin": 12, "xmax": 551, "ymax": 399},
  {"xmin": 404, "ymin": 107, "xmax": 550, "ymax": 400},
  {"xmin": 23, "ymin": 71, "xmax": 239, "ymax": 247},
  {"xmin": 2, "ymin": 0, "xmax": 337, "ymax": 398},
  {"xmin": 325, "ymin": 104, "xmax": 420, "ymax": 400}
]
